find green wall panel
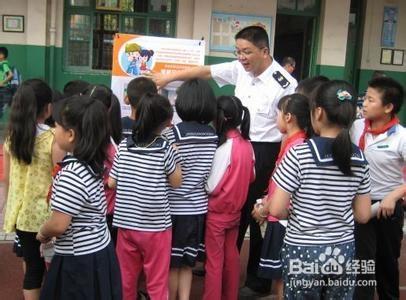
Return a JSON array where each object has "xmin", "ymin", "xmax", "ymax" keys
[
  {"xmin": 315, "ymin": 65, "xmax": 345, "ymax": 80},
  {"xmin": 358, "ymin": 69, "xmax": 406, "ymax": 92},
  {"xmin": 52, "ymin": 47, "xmax": 110, "ymax": 91}
]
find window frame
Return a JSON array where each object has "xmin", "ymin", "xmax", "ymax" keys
[
  {"xmin": 63, "ymin": 0, "xmax": 177, "ymax": 73},
  {"xmin": 277, "ymin": 0, "xmax": 320, "ymax": 16}
]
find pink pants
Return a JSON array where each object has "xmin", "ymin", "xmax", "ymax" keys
[
  {"xmin": 116, "ymin": 228, "xmax": 172, "ymax": 300},
  {"xmin": 203, "ymin": 213, "xmax": 240, "ymax": 300}
]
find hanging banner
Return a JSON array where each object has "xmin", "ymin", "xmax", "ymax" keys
[{"xmin": 111, "ymin": 33, "xmax": 206, "ymax": 117}]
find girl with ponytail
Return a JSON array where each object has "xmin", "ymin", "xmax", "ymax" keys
[
  {"xmin": 84, "ymin": 84, "xmax": 122, "ymax": 245},
  {"xmin": 252, "ymin": 93, "xmax": 311, "ymax": 299},
  {"xmin": 38, "ymin": 95, "xmax": 121, "ymax": 300},
  {"xmin": 203, "ymin": 95, "xmax": 255, "ymax": 300},
  {"xmin": 261, "ymin": 80, "xmax": 371, "ymax": 299},
  {"xmin": 108, "ymin": 93, "xmax": 182, "ymax": 299},
  {"xmin": 2, "ymin": 79, "xmax": 65, "ymax": 300}
]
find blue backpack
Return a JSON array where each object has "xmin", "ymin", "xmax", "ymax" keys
[{"xmin": 9, "ymin": 66, "xmax": 22, "ymax": 95}]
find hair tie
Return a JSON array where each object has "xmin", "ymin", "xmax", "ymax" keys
[
  {"xmin": 89, "ymin": 86, "xmax": 97, "ymax": 97},
  {"xmin": 336, "ymin": 89, "xmax": 353, "ymax": 102}
]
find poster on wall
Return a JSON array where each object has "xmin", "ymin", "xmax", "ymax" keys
[
  {"xmin": 210, "ymin": 12, "xmax": 272, "ymax": 52},
  {"xmin": 381, "ymin": 6, "xmax": 398, "ymax": 47},
  {"xmin": 111, "ymin": 34, "xmax": 205, "ymax": 117}
]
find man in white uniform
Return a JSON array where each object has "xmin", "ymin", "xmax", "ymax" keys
[{"xmin": 153, "ymin": 26, "xmax": 297, "ymax": 297}]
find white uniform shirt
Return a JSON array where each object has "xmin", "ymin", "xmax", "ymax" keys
[
  {"xmin": 351, "ymin": 118, "xmax": 406, "ymax": 200},
  {"xmin": 210, "ymin": 59, "xmax": 297, "ymax": 142}
]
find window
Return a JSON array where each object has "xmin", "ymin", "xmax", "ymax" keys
[
  {"xmin": 65, "ymin": 0, "xmax": 176, "ymax": 71},
  {"xmin": 277, "ymin": 0, "xmax": 320, "ymax": 15}
]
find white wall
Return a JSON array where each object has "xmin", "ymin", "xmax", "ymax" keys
[
  {"xmin": 26, "ymin": 0, "xmax": 47, "ymax": 46},
  {"xmin": 175, "ymin": 0, "xmax": 277, "ymax": 58},
  {"xmin": 0, "ymin": 0, "xmax": 53, "ymax": 47},
  {"xmin": 0, "ymin": 0, "xmax": 27, "ymax": 45},
  {"xmin": 361, "ymin": 0, "xmax": 406, "ymax": 72},
  {"xmin": 176, "ymin": 0, "xmax": 194, "ymax": 39},
  {"xmin": 212, "ymin": 0, "xmax": 277, "ymax": 57},
  {"xmin": 317, "ymin": 0, "xmax": 351, "ymax": 66}
]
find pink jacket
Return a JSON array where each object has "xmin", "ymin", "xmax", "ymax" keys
[
  {"xmin": 206, "ymin": 130, "xmax": 255, "ymax": 221},
  {"xmin": 104, "ymin": 141, "xmax": 117, "ymax": 215}
]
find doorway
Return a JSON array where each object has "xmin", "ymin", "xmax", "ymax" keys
[
  {"xmin": 344, "ymin": 0, "xmax": 365, "ymax": 86},
  {"xmin": 273, "ymin": 14, "xmax": 316, "ymax": 80}
]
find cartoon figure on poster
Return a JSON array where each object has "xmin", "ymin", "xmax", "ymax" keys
[
  {"xmin": 139, "ymin": 49, "xmax": 155, "ymax": 73},
  {"xmin": 123, "ymin": 42, "xmax": 155, "ymax": 76}
]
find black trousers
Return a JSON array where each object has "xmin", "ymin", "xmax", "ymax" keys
[
  {"xmin": 16, "ymin": 229, "xmax": 46, "ymax": 290},
  {"xmin": 353, "ymin": 200, "xmax": 404, "ymax": 300},
  {"xmin": 237, "ymin": 141, "xmax": 281, "ymax": 293}
]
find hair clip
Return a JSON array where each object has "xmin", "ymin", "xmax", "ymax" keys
[{"xmin": 336, "ymin": 89, "xmax": 353, "ymax": 102}]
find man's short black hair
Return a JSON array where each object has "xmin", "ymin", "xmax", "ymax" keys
[
  {"xmin": 0, "ymin": 47, "xmax": 8, "ymax": 58},
  {"xmin": 282, "ymin": 56, "xmax": 296, "ymax": 67},
  {"xmin": 127, "ymin": 77, "xmax": 157, "ymax": 108},
  {"xmin": 368, "ymin": 77, "xmax": 404, "ymax": 115},
  {"xmin": 234, "ymin": 26, "xmax": 269, "ymax": 49}
]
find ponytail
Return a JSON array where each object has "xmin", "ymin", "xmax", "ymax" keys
[
  {"xmin": 216, "ymin": 107, "xmax": 227, "ymax": 146},
  {"xmin": 240, "ymin": 106, "xmax": 250, "ymax": 140},
  {"xmin": 216, "ymin": 95, "xmax": 250, "ymax": 146},
  {"xmin": 132, "ymin": 93, "xmax": 173, "ymax": 145},
  {"xmin": 314, "ymin": 80, "xmax": 357, "ymax": 176},
  {"xmin": 7, "ymin": 79, "xmax": 52, "ymax": 164},
  {"xmin": 108, "ymin": 95, "xmax": 122, "ymax": 145},
  {"xmin": 55, "ymin": 96, "xmax": 109, "ymax": 177},
  {"xmin": 332, "ymin": 128, "xmax": 353, "ymax": 176}
]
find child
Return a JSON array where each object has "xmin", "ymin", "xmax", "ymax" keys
[
  {"xmin": 2, "ymin": 79, "xmax": 65, "ymax": 300},
  {"xmin": 85, "ymin": 85, "xmax": 122, "ymax": 245},
  {"xmin": 37, "ymin": 95, "xmax": 122, "ymax": 300},
  {"xmin": 62, "ymin": 79, "xmax": 90, "ymax": 97},
  {"xmin": 265, "ymin": 80, "xmax": 372, "ymax": 299},
  {"xmin": 0, "ymin": 46, "xmax": 14, "ymax": 117},
  {"xmin": 109, "ymin": 93, "xmax": 182, "ymax": 300},
  {"xmin": 163, "ymin": 79, "xmax": 218, "ymax": 300},
  {"xmin": 85, "ymin": 84, "xmax": 122, "ymax": 144},
  {"xmin": 295, "ymin": 75, "xmax": 329, "ymax": 100},
  {"xmin": 252, "ymin": 93, "xmax": 311, "ymax": 299},
  {"xmin": 351, "ymin": 77, "xmax": 405, "ymax": 299},
  {"xmin": 203, "ymin": 96, "xmax": 255, "ymax": 300},
  {"xmin": 122, "ymin": 77, "xmax": 157, "ymax": 138}
]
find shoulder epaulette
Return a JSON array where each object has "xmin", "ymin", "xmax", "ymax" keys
[{"xmin": 272, "ymin": 71, "xmax": 290, "ymax": 89}]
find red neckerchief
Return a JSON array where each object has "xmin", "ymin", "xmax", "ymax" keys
[
  {"xmin": 276, "ymin": 130, "xmax": 307, "ymax": 163},
  {"xmin": 46, "ymin": 164, "xmax": 62, "ymax": 205},
  {"xmin": 358, "ymin": 117, "xmax": 399, "ymax": 150}
]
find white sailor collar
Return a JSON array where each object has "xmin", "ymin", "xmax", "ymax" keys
[
  {"xmin": 307, "ymin": 137, "xmax": 367, "ymax": 166},
  {"xmin": 173, "ymin": 121, "xmax": 218, "ymax": 144}
]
